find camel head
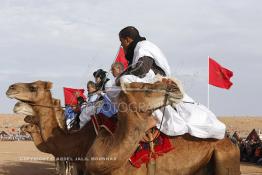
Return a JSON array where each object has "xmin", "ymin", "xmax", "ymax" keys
[
  {"xmin": 14, "ymin": 101, "xmax": 36, "ymax": 116},
  {"xmin": 14, "ymin": 98, "xmax": 61, "ymax": 116},
  {"xmin": 6, "ymin": 80, "xmax": 53, "ymax": 104},
  {"xmin": 20, "ymin": 124, "xmax": 39, "ymax": 133},
  {"xmin": 120, "ymin": 78, "xmax": 184, "ymax": 112}
]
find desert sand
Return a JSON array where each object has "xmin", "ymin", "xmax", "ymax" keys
[
  {"xmin": 0, "ymin": 141, "xmax": 55, "ymax": 175},
  {"xmin": 0, "ymin": 114, "xmax": 262, "ymax": 174}
]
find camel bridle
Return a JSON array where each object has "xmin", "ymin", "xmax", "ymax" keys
[{"xmin": 24, "ymin": 86, "xmax": 179, "ymax": 111}]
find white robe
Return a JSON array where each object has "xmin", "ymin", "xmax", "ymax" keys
[
  {"xmin": 133, "ymin": 40, "xmax": 171, "ymax": 76},
  {"xmin": 79, "ymin": 94, "xmax": 99, "ymax": 129},
  {"xmin": 120, "ymin": 40, "xmax": 226, "ymax": 139}
]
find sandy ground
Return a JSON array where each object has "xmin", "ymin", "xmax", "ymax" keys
[
  {"xmin": 0, "ymin": 115, "xmax": 262, "ymax": 174},
  {"xmin": 219, "ymin": 117, "xmax": 262, "ymax": 137},
  {"xmin": 0, "ymin": 141, "xmax": 55, "ymax": 175},
  {"xmin": 0, "ymin": 142, "xmax": 261, "ymax": 175}
]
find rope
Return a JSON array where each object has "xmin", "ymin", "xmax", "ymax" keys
[
  {"xmin": 27, "ymin": 103, "xmax": 66, "ymax": 109},
  {"xmin": 158, "ymin": 91, "xmax": 169, "ymax": 132},
  {"xmin": 26, "ymin": 88, "xmax": 175, "ymax": 109}
]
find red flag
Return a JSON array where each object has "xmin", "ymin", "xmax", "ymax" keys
[
  {"xmin": 209, "ymin": 57, "xmax": 233, "ymax": 89},
  {"xmin": 115, "ymin": 46, "xmax": 128, "ymax": 70},
  {"xmin": 63, "ymin": 87, "xmax": 86, "ymax": 106}
]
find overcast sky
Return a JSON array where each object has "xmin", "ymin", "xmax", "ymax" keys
[{"xmin": 0, "ymin": 0, "xmax": 261, "ymax": 116}]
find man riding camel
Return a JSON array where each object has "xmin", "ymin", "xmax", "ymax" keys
[
  {"xmin": 93, "ymin": 69, "xmax": 112, "ymax": 91},
  {"xmin": 117, "ymin": 26, "xmax": 226, "ymax": 139},
  {"xmin": 116, "ymin": 26, "xmax": 169, "ymax": 84},
  {"xmin": 111, "ymin": 62, "xmax": 125, "ymax": 78}
]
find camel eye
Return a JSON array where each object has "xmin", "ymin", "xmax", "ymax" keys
[{"xmin": 30, "ymin": 86, "xmax": 37, "ymax": 92}]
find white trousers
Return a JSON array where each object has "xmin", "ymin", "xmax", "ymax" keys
[{"xmin": 79, "ymin": 105, "xmax": 94, "ymax": 129}]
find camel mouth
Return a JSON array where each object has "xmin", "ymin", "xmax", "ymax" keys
[
  {"xmin": 6, "ymin": 93, "xmax": 32, "ymax": 103},
  {"xmin": 18, "ymin": 99, "xmax": 32, "ymax": 103},
  {"xmin": 6, "ymin": 92, "xmax": 19, "ymax": 99},
  {"xmin": 6, "ymin": 90, "xmax": 32, "ymax": 103}
]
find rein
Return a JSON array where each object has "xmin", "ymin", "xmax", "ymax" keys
[
  {"xmin": 27, "ymin": 102, "xmax": 66, "ymax": 109},
  {"xmin": 25, "ymin": 87, "xmax": 176, "ymax": 118},
  {"xmin": 159, "ymin": 92, "xmax": 169, "ymax": 131}
]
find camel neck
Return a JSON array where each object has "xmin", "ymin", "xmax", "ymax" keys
[
  {"xmin": 86, "ymin": 97, "xmax": 149, "ymax": 173},
  {"xmin": 33, "ymin": 93, "xmax": 59, "ymax": 142}
]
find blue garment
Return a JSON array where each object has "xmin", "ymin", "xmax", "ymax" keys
[
  {"xmin": 97, "ymin": 94, "xmax": 118, "ymax": 118},
  {"xmin": 65, "ymin": 106, "xmax": 76, "ymax": 120}
]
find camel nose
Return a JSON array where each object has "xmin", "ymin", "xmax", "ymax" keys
[{"xmin": 6, "ymin": 85, "xmax": 16, "ymax": 97}]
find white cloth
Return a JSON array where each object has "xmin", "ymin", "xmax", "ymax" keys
[
  {"xmin": 66, "ymin": 118, "xmax": 74, "ymax": 130},
  {"xmin": 104, "ymin": 79, "xmax": 113, "ymax": 89},
  {"xmin": 79, "ymin": 93, "xmax": 99, "ymax": 129},
  {"xmin": 120, "ymin": 69, "xmax": 156, "ymax": 84},
  {"xmin": 154, "ymin": 94, "xmax": 226, "ymax": 139},
  {"xmin": 88, "ymin": 93, "xmax": 99, "ymax": 103},
  {"xmin": 133, "ymin": 40, "xmax": 171, "ymax": 76},
  {"xmin": 120, "ymin": 71, "xmax": 226, "ymax": 139},
  {"xmin": 79, "ymin": 104, "xmax": 95, "ymax": 129}
]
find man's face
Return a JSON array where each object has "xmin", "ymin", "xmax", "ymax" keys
[
  {"xmin": 120, "ymin": 37, "xmax": 133, "ymax": 53},
  {"xmin": 95, "ymin": 77, "xmax": 101, "ymax": 84},
  {"xmin": 87, "ymin": 85, "xmax": 96, "ymax": 94},
  {"xmin": 111, "ymin": 67, "xmax": 121, "ymax": 77}
]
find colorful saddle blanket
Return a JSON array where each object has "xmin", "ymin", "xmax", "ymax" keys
[{"xmin": 129, "ymin": 133, "xmax": 174, "ymax": 168}]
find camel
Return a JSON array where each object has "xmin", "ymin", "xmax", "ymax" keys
[
  {"xmin": 13, "ymin": 101, "xmax": 49, "ymax": 153},
  {"xmin": 20, "ymin": 123, "xmax": 50, "ymax": 153},
  {"xmin": 7, "ymin": 80, "xmax": 163, "ymax": 175},
  {"xmin": 6, "ymin": 80, "xmax": 240, "ymax": 175},
  {"xmin": 14, "ymin": 99, "xmax": 67, "ymax": 154},
  {"xmin": 15, "ymin": 101, "xmax": 81, "ymax": 175},
  {"xmin": 15, "ymin": 98, "xmax": 66, "ymax": 130},
  {"xmin": 84, "ymin": 81, "xmax": 240, "ymax": 175}
]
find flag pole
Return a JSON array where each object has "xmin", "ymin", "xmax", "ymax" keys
[{"xmin": 207, "ymin": 56, "xmax": 210, "ymax": 109}]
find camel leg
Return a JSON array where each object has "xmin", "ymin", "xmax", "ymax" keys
[
  {"xmin": 213, "ymin": 138, "xmax": 240, "ymax": 175},
  {"xmin": 68, "ymin": 162, "xmax": 79, "ymax": 175},
  {"xmin": 194, "ymin": 159, "xmax": 214, "ymax": 175}
]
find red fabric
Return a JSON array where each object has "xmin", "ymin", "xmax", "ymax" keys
[
  {"xmin": 209, "ymin": 57, "xmax": 233, "ymax": 89},
  {"xmin": 91, "ymin": 113, "xmax": 117, "ymax": 133},
  {"xmin": 115, "ymin": 46, "xmax": 128, "ymax": 70},
  {"xmin": 129, "ymin": 134, "xmax": 174, "ymax": 168},
  {"xmin": 63, "ymin": 87, "xmax": 86, "ymax": 106}
]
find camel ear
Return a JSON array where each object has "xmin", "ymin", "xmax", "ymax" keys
[
  {"xmin": 168, "ymin": 77, "xmax": 184, "ymax": 95},
  {"xmin": 52, "ymin": 98, "xmax": 61, "ymax": 106},
  {"xmin": 45, "ymin": 81, "xmax": 53, "ymax": 90}
]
